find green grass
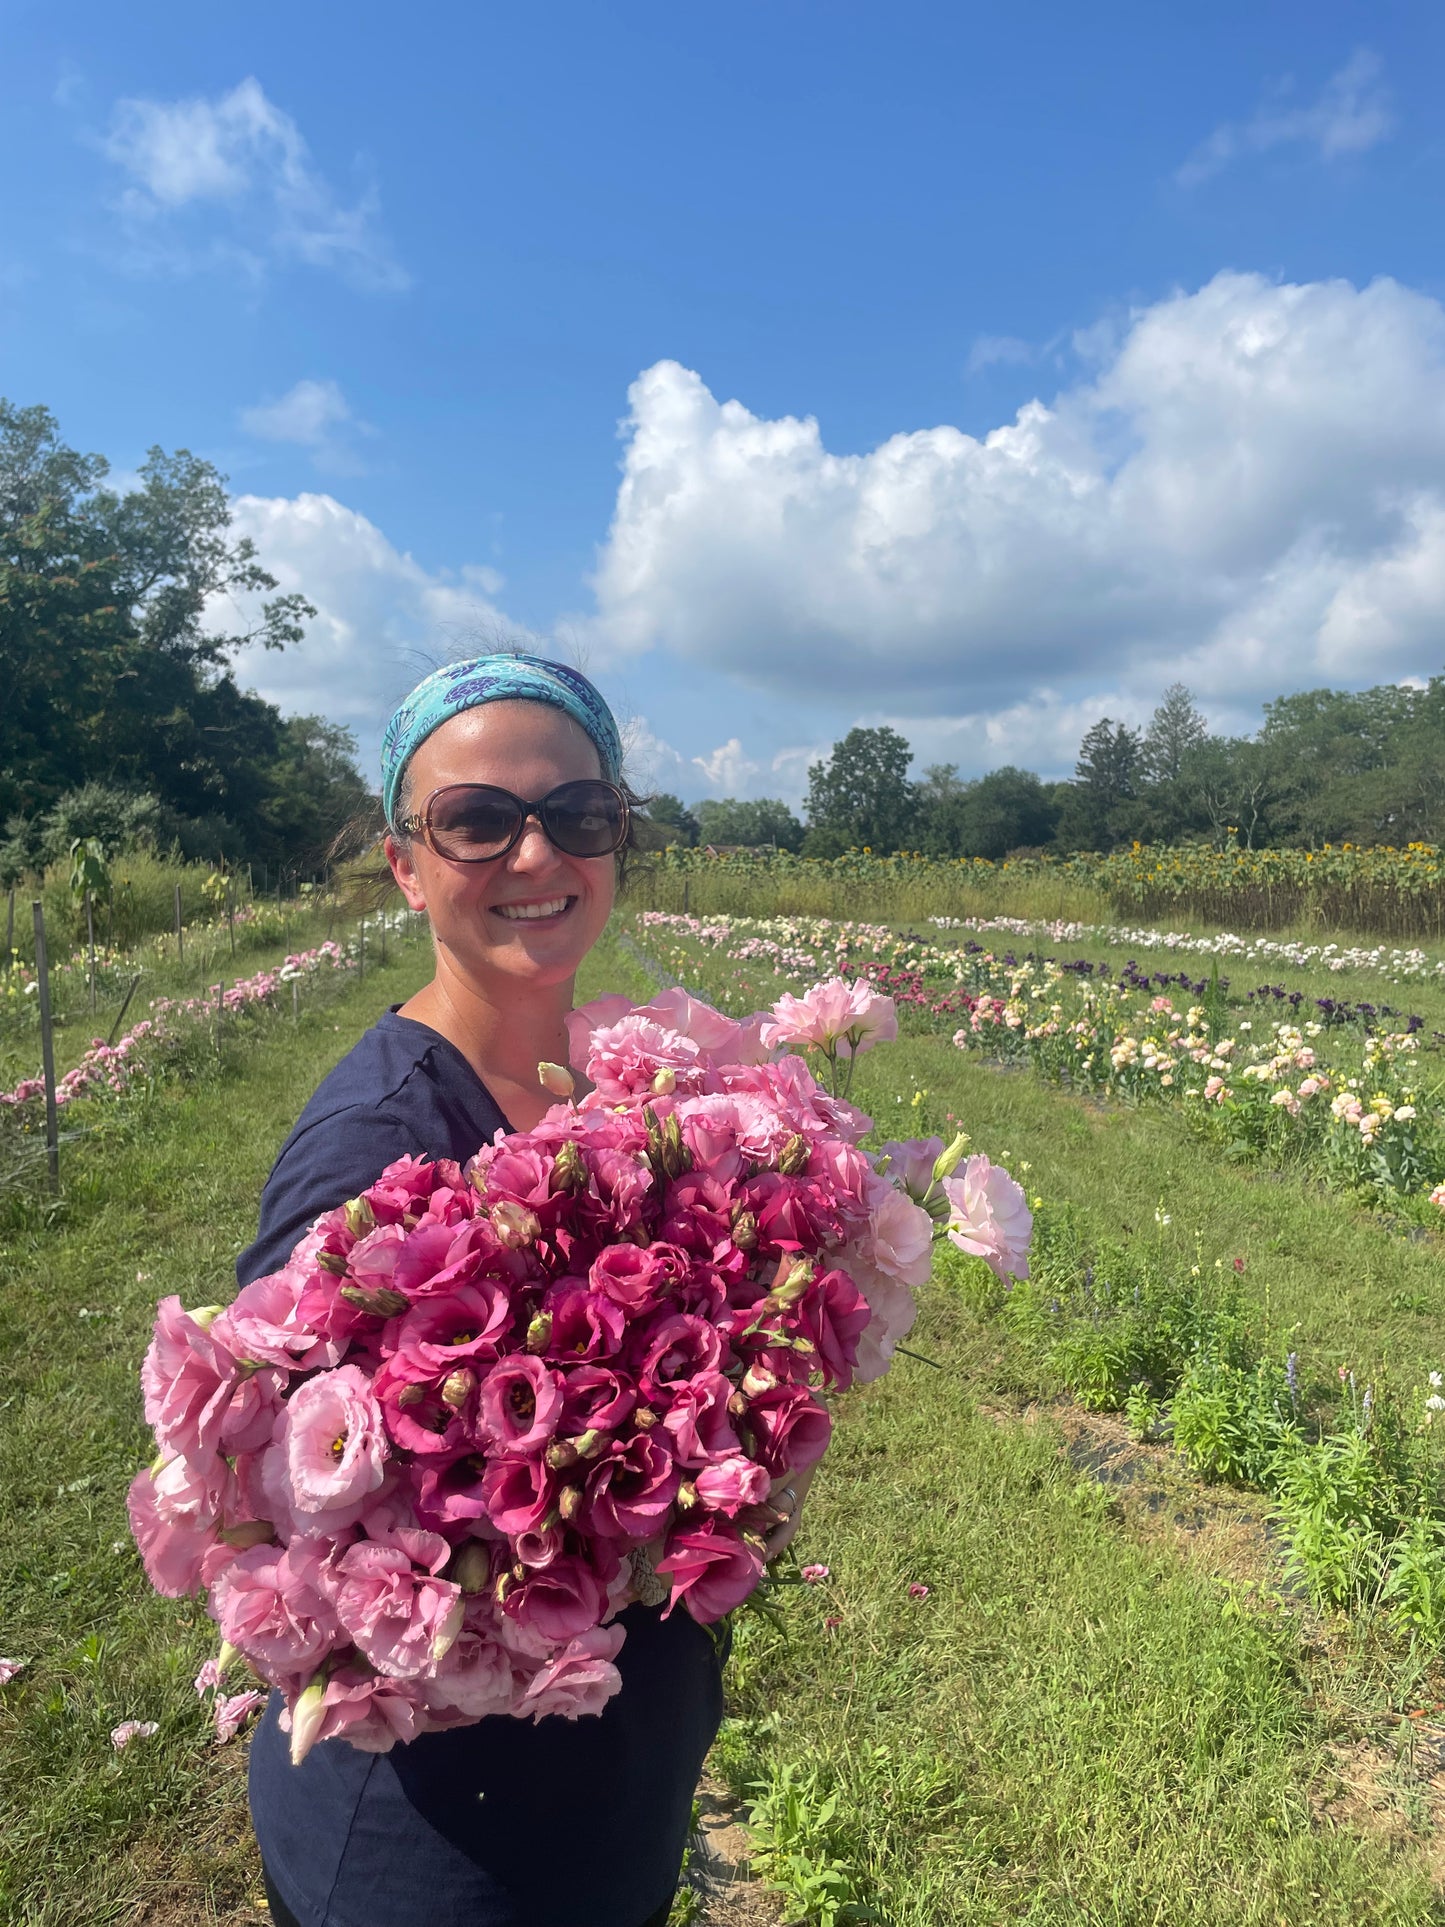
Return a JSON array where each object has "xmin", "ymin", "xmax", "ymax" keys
[{"xmin": 5, "ymin": 921, "xmax": 1445, "ymax": 1923}]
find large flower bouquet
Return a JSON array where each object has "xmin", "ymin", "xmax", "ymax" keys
[{"xmin": 129, "ymin": 980, "xmax": 1031, "ymax": 1760}]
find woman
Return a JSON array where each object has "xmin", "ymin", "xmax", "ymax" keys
[{"xmin": 238, "ymin": 655, "xmax": 807, "ymax": 1927}]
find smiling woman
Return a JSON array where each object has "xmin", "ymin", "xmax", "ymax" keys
[{"xmin": 237, "ymin": 655, "xmax": 709, "ymax": 1927}]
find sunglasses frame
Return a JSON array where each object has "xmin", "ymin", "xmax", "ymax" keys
[{"xmin": 394, "ymin": 779, "xmax": 631, "ymax": 864}]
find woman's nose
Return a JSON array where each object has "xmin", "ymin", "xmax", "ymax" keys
[{"xmin": 508, "ymin": 815, "xmax": 562, "ymax": 871}]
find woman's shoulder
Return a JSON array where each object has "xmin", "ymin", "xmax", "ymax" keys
[{"xmin": 236, "ymin": 1010, "xmax": 507, "ymax": 1286}]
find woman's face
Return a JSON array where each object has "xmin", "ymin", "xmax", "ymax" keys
[{"xmin": 385, "ymin": 700, "xmax": 617, "ymax": 998}]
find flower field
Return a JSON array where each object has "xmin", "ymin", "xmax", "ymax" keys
[
  {"xmin": 633, "ymin": 839, "xmax": 1445, "ymax": 936},
  {"xmin": 9, "ymin": 915, "xmax": 1445, "ymax": 1923}
]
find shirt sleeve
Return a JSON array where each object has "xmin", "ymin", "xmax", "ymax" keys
[{"xmin": 236, "ymin": 1104, "xmax": 428, "ymax": 1287}]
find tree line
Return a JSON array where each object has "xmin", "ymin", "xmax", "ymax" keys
[
  {"xmin": 645, "ymin": 675, "xmax": 1445, "ymax": 859},
  {"xmin": 0, "ymin": 399, "xmax": 373, "ymax": 884}
]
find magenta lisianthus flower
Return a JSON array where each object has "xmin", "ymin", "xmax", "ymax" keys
[
  {"xmin": 636, "ymin": 1314, "xmax": 725, "ymax": 1404},
  {"xmin": 476, "ymin": 1355, "xmax": 566, "ymax": 1456},
  {"xmin": 908, "ymin": 1582, "xmax": 930, "ymax": 1600},
  {"xmin": 501, "ymin": 1552, "xmax": 612, "ymax": 1644},
  {"xmin": 744, "ymin": 1385, "xmax": 833, "ymax": 1478},
  {"xmin": 559, "ymin": 1365, "xmax": 637, "ymax": 1435},
  {"xmin": 372, "ymin": 1354, "xmax": 471, "ymax": 1457},
  {"xmin": 330, "ymin": 1529, "xmax": 464, "ymax": 1678},
  {"xmin": 541, "ymin": 1281, "xmax": 627, "ymax": 1362},
  {"xmin": 657, "ymin": 1518, "xmax": 765, "ymax": 1622},
  {"xmin": 214, "ymin": 1689, "xmax": 266, "ymax": 1743},
  {"xmin": 941, "ymin": 1156, "xmax": 1033, "ymax": 1281},
  {"xmin": 481, "ymin": 1455, "xmax": 556, "ymax": 1538},
  {"xmin": 516, "ymin": 1625, "xmax": 625, "ymax": 1722},
  {"xmin": 588, "ymin": 1244, "xmax": 673, "ymax": 1314},
  {"xmin": 790, "ymin": 1267, "xmax": 871, "ymax": 1390},
  {"xmin": 210, "ymin": 1541, "xmax": 339, "ymax": 1682},
  {"xmin": 275, "ymin": 1364, "xmax": 389, "ymax": 1515},
  {"xmin": 585, "ymin": 1432, "xmax": 680, "ymax": 1539},
  {"xmin": 661, "ymin": 1371, "xmax": 741, "ymax": 1466},
  {"xmin": 693, "ymin": 1454, "xmax": 771, "ymax": 1517},
  {"xmin": 389, "ymin": 1281, "xmax": 513, "ymax": 1373}
]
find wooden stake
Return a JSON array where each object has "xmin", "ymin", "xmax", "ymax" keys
[
  {"xmin": 86, "ymin": 890, "xmax": 96, "ymax": 1014},
  {"xmin": 32, "ymin": 900, "xmax": 59, "ymax": 1192},
  {"xmin": 107, "ymin": 973, "xmax": 142, "ymax": 1047},
  {"xmin": 175, "ymin": 882, "xmax": 184, "ymax": 964},
  {"xmin": 227, "ymin": 878, "xmax": 236, "ymax": 956},
  {"xmin": 4, "ymin": 888, "xmax": 13, "ymax": 975}
]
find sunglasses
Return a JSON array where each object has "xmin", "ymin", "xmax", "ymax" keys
[{"xmin": 396, "ymin": 779, "xmax": 630, "ymax": 863}]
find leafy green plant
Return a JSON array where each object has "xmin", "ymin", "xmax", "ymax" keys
[
  {"xmin": 745, "ymin": 1760, "xmax": 879, "ymax": 1927},
  {"xmin": 1379, "ymin": 1515, "xmax": 1445, "ymax": 1644}
]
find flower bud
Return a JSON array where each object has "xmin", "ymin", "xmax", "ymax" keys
[
  {"xmin": 779, "ymin": 1133, "xmax": 811, "ymax": 1176},
  {"xmin": 217, "ymin": 1642, "xmax": 238, "ymax": 1675},
  {"xmin": 188, "ymin": 1304, "xmax": 226, "ymax": 1328},
  {"xmin": 660, "ymin": 1113, "xmax": 692, "ymax": 1179},
  {"xmin": 395, "ymin": 1383, "xmax": 426, "ymax": 1408},
  {"xmin": 676, "ymin": 1479, "xmax": 699, "ymax": 1513},
  {"xmin": 525, "ymin": 1311, "xmax": 553, "ymax": 1354},
  {"xmin": 339, "ymin": 1284, "xmax": 410, "ymax": 1317},
  {"xmin": 491, "ymin": 1200, "xmax": 541, "ymax": 1249},
  {"xmin": 315, "ymin": 1251, "xmax": 349, "ymax": 1277},
  {"xmin": 343, "ymin": 1195, "xmax": 376, "ymax": 1238},
  {"xmin": 218, "ymin": 1519, "xmax": 275, "ymax": 1551},
  {"xmin": 494, "ymin": 1570, "xmax": 516, "ymax": 1606},
  {"xmin": 558, "ymin": 1483, "xmax": 584, "ymax": 1523},
  {"xmin": 727, "ymin": 1389, "xmax": 749, "ymax": 1419},
  {"xmin": 729, "ymin": 1206, "xmax": 758, "ymax": 1251},
  {"xmin": 440, "ymin": 1367, "xmax": 475, "ymax": 1410},
  {"xmin": 552, "ymin": 1140, "xmax": 588, "ymax": 1194},
  {"xmin": 633, "ymin": 1405, "xmax": 658, "ymax": 1430},
  {"xmin": 571, "ymin": 1427, "xmax": 606, "ymax": 1460},
  {"xmin": 772, "ymin": 1258, "xmax": 816, "ymax": 1308},
  {"xmin": 651, "ymin": 1066, "xmax": 677, "ymax": 1096},
  {"xmin": 289, "ymin": 1673, "xmax": 328, "ymax": 1767},
  {"xmin": 545, "ymin": 1438, "xmax": 581, "ymax": 1470},
  {"xmin": 451, "ymin": 1542, "xmax": 492, "ymax": 1593},
  {"xmin": 741, "ymin": 1361, "xmax": 777, "ymax": 1398},
  {"xmin": 930, "ymin": 1131, "xmax": 970, "ymax": 1185},
  {"xmin": 537, "ymin": 1061, "xmax": 576, "ymax": 1099},
  {"xmin": 432, "ymin": 1597, "xmax": 465, "ymax": 1664}
]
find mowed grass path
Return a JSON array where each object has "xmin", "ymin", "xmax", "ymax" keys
[{"xmin": 2, "ymin": 927, "xmax": 1443, "ymax": 1923}]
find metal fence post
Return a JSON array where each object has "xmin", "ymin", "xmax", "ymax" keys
[
  {"xmin": 32, "ymin": 900, "xmax": 59, "ymax": 1192},
  {"xmin": 175, "ymin": 882, "xmax": 184, "ymax": 965},
  {"xmin": 86, "ymin": 889, "xmax": 97, "ymax": 1014}
]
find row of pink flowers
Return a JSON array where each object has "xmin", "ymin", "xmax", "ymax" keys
[{"xmin": 0, "ymin": 943, "xmax": 352, "ymax": 1116}]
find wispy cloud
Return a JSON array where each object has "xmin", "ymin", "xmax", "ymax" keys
[
  {"xmin": 965, "ymin": 334, "xmax": 1034, "ymax": 376},
  {"xmin": 240, "ymin": 378, "xmax": 374, "ymax": 474},
  {"xmin": 102, "ymin": 77, "xmax": 408, "ymax": 290},
  {"xmin": 1176, "ymin": 49, "xmax": 1393, "ymax": 188}
]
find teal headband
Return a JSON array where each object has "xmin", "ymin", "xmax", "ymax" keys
[{"xmin": 380, "ymin": 654, "xmax": 624, "ymax": 828}]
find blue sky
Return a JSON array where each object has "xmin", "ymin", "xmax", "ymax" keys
[{"xmin": 5, "ymin": 2, "xmax": 1445, "ymax": 802}]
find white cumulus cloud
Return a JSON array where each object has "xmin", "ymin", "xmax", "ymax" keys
[
  {"xmin": 588, "ymin": 270, "xmax": 1445, "ymax": 753},
  {"xmin": 216, "ymin": 492, "xmax": 512, "ymax": 769},
  {"xmin": 1176, "ymin": 49, "xmax": 1393, "ymax": 187},
  {"xmin": 240, "ymin": 378, "xmax": 373, "ymax": 474},
  {"xmin": 102, "ymin": 76, "xmax": 407, "ymax": 289}
]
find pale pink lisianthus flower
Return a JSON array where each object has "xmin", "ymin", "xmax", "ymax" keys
[
  {"xmin": 941, "ymin": 1156, "xmax": 1033, "ymax": 1282},
  {"xmin": 110, "ymin": 1719, "xmax": 159, "ymax": 1750},
  {"xmin": 275, "ymin": 1365, "xmax": 388, "ymax": 1516},
  {"xmin": 834, "ymin": 1247, "xmax": 919, "ymax": 1384},
  {"xmin": 875, "ymin": 1137, "xmax": 946, "ymax": 1204},
  {"xmin": 213, "ymin": 1689, "xmax": 266, "ymax": 1743},
  {"xmin": 761, "ymin": 978, "xmax": 898, "ymax": 1059},
  {"xmin": 515, "ymin": 1624, "xmax": 625, "ymax": 1722},
  {"xmin": 0, "ymin": 1658, "xmax": 25, "ymax": 1683},
  {"xmin": 210, "ymin": 1540, "xmax": 338, "ymax": 1681},
  {"xmin": 861, "ymin": 1170, "xmax": 935, "ymax": 1290},
  {"xmin": 801, "ymin": 1564, "xmax": 830, "ymax": 1584},
  {"xmin": 329, "ymin": 1529, "xmax": 464, "ymax": 1678},
  {"xmin": 193, "ymin": 1658, "xmax": 224, "ymax": 1696}
]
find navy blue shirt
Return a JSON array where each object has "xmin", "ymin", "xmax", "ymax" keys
[{"xmin": 240, "ymin": 1009, "xmax": 723, "ymax": 1927}]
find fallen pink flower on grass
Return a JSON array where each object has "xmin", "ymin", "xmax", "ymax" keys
[
  {"xmin": 214, "ymin": 1690, "xmax": 267, "ymax": 1743},
  {"xmin": 824, "ymin": 1614, "xmax": 843, "ymax": 1632},
  {"xmin": 193, "ymin": 1659, "xmax": 224, "ymax": 1696},
  {"xmin": 801, "ymin": 1564, "xmax": 830, "ymax": 1583},
  {"xmin": 111, "ymin": 1720, "xmax": 159, "ymax": 1750},
  {"xmin": 908, "ymin": 1583, "xmax": 930, "ymax": 1600},
  {"xmin": 0, "ymin": 1658, "xmax": 25, "ymax": 1684}
]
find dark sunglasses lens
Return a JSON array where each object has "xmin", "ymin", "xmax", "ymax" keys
[
  {"xmin": 541, "ymin": 782, "xmax": 626, "ymax": 856},
  {"xmin": 428, "ymin": 788, "xmax": 521, "ymax": 857}
]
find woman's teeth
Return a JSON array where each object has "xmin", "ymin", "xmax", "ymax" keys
[{"xmin": 495, "ymin": 898, "xmax": 570, "ymax": 921}]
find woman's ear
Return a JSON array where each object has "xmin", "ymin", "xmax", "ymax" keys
[{"xmin": 385, "ymin": 833, "xmax": 428, "ymax": 914}]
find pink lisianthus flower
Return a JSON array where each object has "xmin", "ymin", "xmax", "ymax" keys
[
  {"xmin": 141, "ymin": 1296, "xmax": 280, "ymax": 1460},
  {"xmin": 801, "ymin": 1564, "xmax": 830, "ymax": 1584},
  {"xmin": 0, "ymin": 1658, "xmax": 26, "ymax": 1684},
  {"xmin": 127, "ymin": 1466, "xmax": 244, "ymax": 1597},
  {"xmin": 564, "ymin": 993, "xmax": 637, "ymax": 1072},
  {"xmin": 330, "ymin": 1528, "xmax": 464, "ymax": 1679},
  {"xmin": 585, "ymin": 1015, "xmax": 709, "ymax": 1103},
  {"xmin": 657, "ymin": 1517, "xmax": 765, "ymax": 1622},
  {"xmin": 941, "ymin": 1156, "xmax": 1033, "ymax": 1282},
  {"xmin": 291, "ymin": 1661, "xmax": 427, "ymax": 1760},
  {"xmin": 516, "ymin": 1625, "xmax": 625, "ymax": 1722},
  {"xmin": 835, "ymin": 1247, "xmax": 919, "ymax": 1383},
  {"xmin": 193, "ymin": 1658, "xmax": 224, "ymax": 1696},
  {"xmin": 862, "ymin": 1171, "xmax": 935, "ymax": 1290},
  {"xmin": 692, "ymin": 1453, "xmax": 771, "ymax": 1517},
  {"xmin": 761, "ymin": 978, "xmax": 898, "ymax": 1059},
  {"xmin": 584, "ymin": 1432, "xmax": 680, "ymax": 1539},
  {"xmin": 418, "ymin": 1603, "xmax": 523, "ymax": 1721},
  {"xmin": 212, "ymin": 1267, "xmax": 340, "ymax": 1373},
  {"xmin": 875, "ymin": 1137, "xmax": 946, "ymax": 1204},
  {"xmin": 213, "ymin": 1689, "xmax": 266, "ymax": 1743},
  {"xmin": 110, "ymin": 1719, "xmax": 159, "ymax": 1750},
  {"xmin": 790, "ymin": 1267, "xmax": 872, "ymax": 1390},
  {"xmin": 273, "ymin": 1365, "xmax": 389, "ymax": 1518},
  {"xmin": 210, "ymin": 1541, "xmax": 339, "ymax": 1683}
]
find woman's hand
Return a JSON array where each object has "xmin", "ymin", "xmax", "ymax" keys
[{"xmin": 762, "ymin": 1462, "xmax": 817, "ymax": 1563}]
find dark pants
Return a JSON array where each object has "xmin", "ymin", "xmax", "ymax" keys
[{"xmin": 262, "ymin": 1865, "xmax": 674, "ymax": 1927}]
